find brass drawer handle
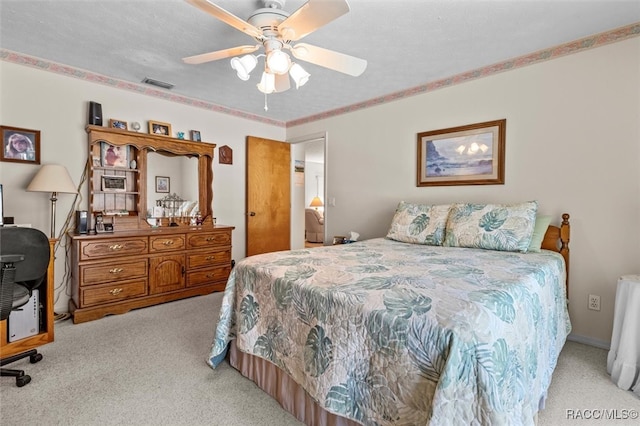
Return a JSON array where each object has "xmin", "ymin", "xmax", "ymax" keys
[
  {"xmin": 109, "ymin": 244, "xmax": 123, "ymax": 250},
  {"xmin": 162, "ymin": 240, "xmax": 175, "ymax": 246},
  {"xmin": 205, "ymin": 237, "xmax": 216, "ymax": 242},
  {"xmin": 109, "ymin": 268, "xmax": 124, "ymax": 274},
  {"xmin": 206, "ymin": 273, "xmax": 215, "ymax": 278},
  {"xmin": 206, "ymin": 256, "xmax": 214, "ymax": 260},
  {"xmin": 109, "ymin": 288, "xmax": 123, "ymax": 296}
]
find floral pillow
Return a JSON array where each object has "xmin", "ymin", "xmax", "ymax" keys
[
  {"xmin": 386, "ymin": 202, "xmax": 451, "ymax": 245},
  {"xmin": 443, "ymin": 201, "xmax": 538, "ymax": 252}
]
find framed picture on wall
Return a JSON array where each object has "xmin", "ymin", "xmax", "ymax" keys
[
  {"xmin": 416, "ymin": 119, "xmax": 506, "ymax": 187},
  {"xmin": 0, "ymin": 125, "xmax": 40, "ymax": 164},
  {"xmin": 190, "ymin": 130, "xmax": 201, "ymax": 141},
  {"xmin": 155, "ymin": 176, "xmax": 170, "ymax": 193}
]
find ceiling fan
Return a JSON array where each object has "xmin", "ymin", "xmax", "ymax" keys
[{"xmin": 183, "ymin": 0, "xmax": 367, "ymax": 97}]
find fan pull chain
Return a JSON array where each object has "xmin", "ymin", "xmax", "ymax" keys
[{"xmin": 264, "ymin": 93, "xmax": 269, "ymax": 111}]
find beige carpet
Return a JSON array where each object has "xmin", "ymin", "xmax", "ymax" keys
[{"xmin": 1, "ymin": 292, "xmax": 638, "ymax": 425}]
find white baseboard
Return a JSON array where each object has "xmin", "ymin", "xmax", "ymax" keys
[{"xmin": 567, "ymin": 333, "xmax": 610, "ymax": 350}]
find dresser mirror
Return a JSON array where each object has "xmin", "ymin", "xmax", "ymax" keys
[
  {"xmin": 85, "ymin": 125, "xmax": 215, "ymax": 230},
  {"xmin": 146, "ymin": 151, "xmax": 199, "ymax": 219}
]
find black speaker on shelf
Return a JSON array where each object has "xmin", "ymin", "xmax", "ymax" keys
[
  {"xmin": 88, "ymin": 101, "xmax": 102, "ymax": 126},
  {"xmin": 75, "ymin": 210, "xmax": 88, "ymax": 234}
]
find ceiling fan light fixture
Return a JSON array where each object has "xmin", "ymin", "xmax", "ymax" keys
[
  {"xmin": 266, "ymin": 49, "xmax": 291, "ymax": 75},
  {"xmin": 257, "ymin": 71, "xmax": 276, "ymax": 94},
  {"xmin": 289, "ymin": 63, "xmax": 310, "ymax": 89},
  {"xmin": 230, "ymin": 54, "xmax": 258, "ymax": 81}
]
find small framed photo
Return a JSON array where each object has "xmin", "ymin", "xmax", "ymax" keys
[
  {"xmin": 101, "ymin": 175, "xmax": 127, "ymax": 192},
  {"xmin": 0, "ymin": 125, "xmax": 40, "ymax": 164},
  {"xmin": 155, "ymin": 176, "xmax": 170, "ymax": 193},
  {"xmin": 149, "ymin": 120, "xmax": 172, "ymax": 137},
  {"xmin": 100, "ymin": 143, "xmax": 129, "ymax": 168},
  {"xmin": 109, "ymin": 119, "xmax": 128, "ymax": 130},
  {"xmin": 190, "ymin": 130, "xmax": 201, "ymax": 141},
  {"xmin": 417, "ymin": 119, "xmax": 506, "ymax": 187}
]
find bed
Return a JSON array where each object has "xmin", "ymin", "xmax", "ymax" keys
[{"xmin": 208, "ymin": 202, "xmax": 571, "ymax": 425}]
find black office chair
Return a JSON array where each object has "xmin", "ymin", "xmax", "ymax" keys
[{"xmin": 0, "ymin": 227, "xmax": 50, "ymax": 387}]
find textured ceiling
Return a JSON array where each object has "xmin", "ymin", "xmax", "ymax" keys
[{"xmin": 1, "ymin": 0, "xmax": 639, "ymax": 125}]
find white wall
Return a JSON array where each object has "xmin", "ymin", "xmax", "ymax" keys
[
  {"xmin": 287, "ymin": 38, "xmax": 640, "ymax": 347},
  {"xmin": 0, "ymin": 61, "xmax": 285, "ymax": 313},
  {"xmin": 2, "ymin": 37, "xmax": 638, "ymax": 347}
]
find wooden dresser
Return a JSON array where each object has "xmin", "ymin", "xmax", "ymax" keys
[{"xmin": 69, "ymin": 225, "xmax": 233, "ymax": 323}]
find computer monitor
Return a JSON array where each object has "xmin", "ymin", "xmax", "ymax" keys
[{"xmin": 0, "ymin": 184, "xmax": 4, "ymax": 227}]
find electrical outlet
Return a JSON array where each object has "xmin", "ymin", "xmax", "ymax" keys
[{"xmin": 588, "ymin": 294, "xmax": 601, "ymax": 311}]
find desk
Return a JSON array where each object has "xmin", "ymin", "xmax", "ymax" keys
[
  {"xmin": 606, "ymin": 274, "xmax": 640, "ymax": 396},
  {"xmin": 0, "ymin": 238, "xmax": 56, "ymax": 358}
]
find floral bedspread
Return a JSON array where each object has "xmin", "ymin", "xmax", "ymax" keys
[{"xmin": 208, "ymin": 238, "xmax": 571, "ymax": 425}]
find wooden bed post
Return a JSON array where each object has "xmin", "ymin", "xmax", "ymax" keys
[{"xmin": 559, "ymin": 213, "xmax": 570, "ymax": 297}]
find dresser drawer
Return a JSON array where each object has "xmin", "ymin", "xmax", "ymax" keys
[
  {"xmin": 186, "ymin": 266, "xmax": 231, "ymax": 288},
  {"xmin": 149, "ymin": 234, "xmax": 186, "ymax": 253},
  {"xmin": 80, "ymin": 279, "xmax": 147, "ymax": 307},
  {"xmin": 79, "ymin": 237, "xmax": 148, "ymax": 261},
  {"xmin": 186, "ymin": 248, "xmax": 231, "ymax": 269},
  {"xmin": 187, "ymin": 231, "xmax": 231, "ymax": 249},
  {"xmin": 80, "ymin": 259, "xmax": 148, "ymax": 286}
]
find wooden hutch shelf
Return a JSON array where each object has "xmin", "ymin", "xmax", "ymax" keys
[{"xmin": 69, "ymin": 126, "xmax": 233, "ymax": 323}]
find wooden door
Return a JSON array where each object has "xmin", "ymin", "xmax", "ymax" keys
[{"xmin": 246, "ymin": 136, "xmax": 291, "ymax": 256}]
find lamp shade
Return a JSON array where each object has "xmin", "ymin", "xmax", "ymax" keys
[
  {"xmin": 257, "ymin": 71, "xmax": 276, "ymax": 94},
  {"xmin": 289, "ymin": 63, "xmax": 310, "ymax": 89},
  {"xmin": 309, "ymin": 196, "xmax": 323, "ymax": 208},
  {"xmin": 266, "ymin": 49, "xmax": 291, "ymax": 75},
  {"xmin": 230, "ymin": 54, "xmax": 257, "ymax": 81},
  {"xmin": 27, "ymin": 164, "xmax": 77, "ymax": 194}
]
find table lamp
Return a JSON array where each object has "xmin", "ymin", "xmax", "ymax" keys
[
  {"xmin": 309, "ymin": 196, "xmax": 323, "ymax": 210},
  {"xmin": 309, "ymin": 175, "xmax": 323, "ymax": 210},
  {"xmin": 27, "ymin": 164, "xmax": 77, "ymax": 238}
]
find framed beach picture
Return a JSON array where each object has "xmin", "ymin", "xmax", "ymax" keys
[
  {"xmin": 0, "ymin": 125, "xmax": 40, "ymax": 164},
  {"xmin": 416, "ymin": 119, "xmax": 506, "ymax": 187}
]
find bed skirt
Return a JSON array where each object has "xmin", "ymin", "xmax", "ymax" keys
[{"xmin": 229, "ymin": 341, "xmax": 361, "ymax": 426}]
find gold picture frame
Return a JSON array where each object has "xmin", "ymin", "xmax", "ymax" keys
[
  {"xmin": 148, "ymin": 120, "xmax": 172, "ymax": 137},
  {"xmin": 109, "ymin": 119, "xmax": 128, "ymax": 130},
  {"xmin": 417, "ymin": 119, "xmax": 506, "ymax": 187}
]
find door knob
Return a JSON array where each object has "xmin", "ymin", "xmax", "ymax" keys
[{"xmin": 248, "ymin": 212, "xmax": 256, "ymax": 216}]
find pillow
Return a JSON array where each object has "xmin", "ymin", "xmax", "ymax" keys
[
  {"xmin": 443, "ymin": 201, "xmax": 538, "ymax": 252},
  {"xmin": 527, "ymin": 215, "xmax": 552, "ymax": 253},
  {"xmin": 386, "ymin": 202, "xmax": 451, "ymax": 245}
]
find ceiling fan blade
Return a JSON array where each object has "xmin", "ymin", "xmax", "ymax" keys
[
  {"xmin": 274, "ymin": 73, "xmax": 291, "ymax": 93},
  {"xmin": 183, "ymin": 45, "xmax": 259, "ymax": 64},
  {"xmin": 291, "ymin": 43, "xmax": 367, "ymax": 77},
  {"xmin": 185, "ymin": 0, "xmax": 262, "ymax": 38},
  {"xmin": 278, "ymin": 0, "xmax": 350, "ymax": 41}
]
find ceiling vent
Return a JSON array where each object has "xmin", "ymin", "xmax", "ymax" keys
[{"xmin": 141, "ymin": 77, "xmax": 174, "ymax": 90}]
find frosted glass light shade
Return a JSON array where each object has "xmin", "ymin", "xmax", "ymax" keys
[
  {"xmin": 257, "ymin": 71, "xmax": 276, "ymax": 94},
  {"xmin": 230, "ymin": 55, "xmax": 258, "ymax": 81},
  {"xmin": 289, "ymin": 63, "xmax": 310, "ymax": 89},
  {"xmin": 266, "ymin": 49, "xmax": 291, "ymax": 75}
]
